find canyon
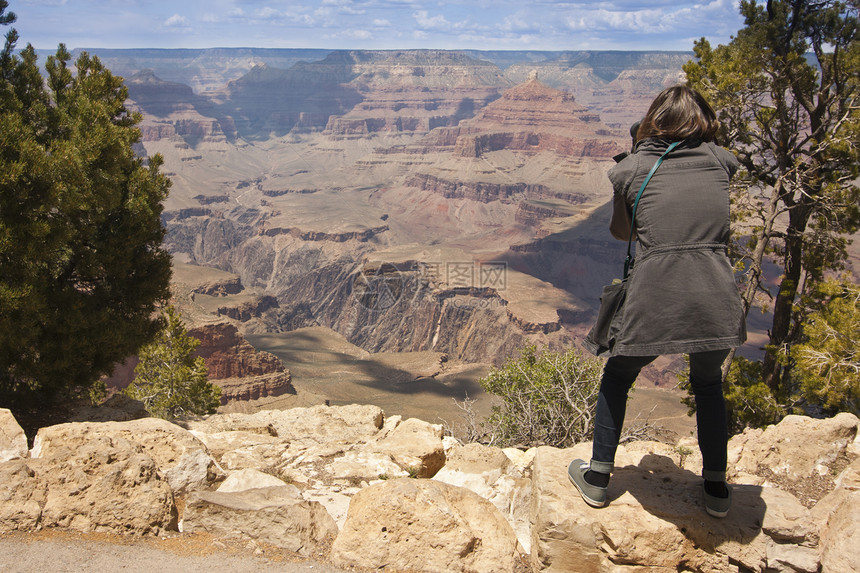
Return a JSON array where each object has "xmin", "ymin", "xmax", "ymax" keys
[{"xmin": 82, "ymin": 48, "xmax": 708, "ymax": 415}]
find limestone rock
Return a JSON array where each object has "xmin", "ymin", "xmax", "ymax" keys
[
  {"xmin": 328, "ymin": 450, "xmax": 407, "ymax": 481},
  {"xmin": 184, "ymin": 414, "xmax": 278, "ymax": 437},
  {"xmin": 812, "ymin": 457, "xmax": 860, "ymax": 573},
  {"xmin": 433, "ymin": 442, "xmax": 531, "ymax": 552},
  {"xmin": 164, "ymin": 447, "xmax": 225, "ymax": 494},
  {"xmin": 0, "ymin": 408, "xmax": 27, "ymax": 462},
  {"xmin": 529, "ymin": 443, "xmax": 818, "ymax": 573},
  {"xmin": 503, "ymin": 446, "xmax": 537, "ymax": 475},
  {"xmin": 728, "ymin": 413, "xmax": 859, "ymax": 480},
  {"xmin": 259, "ymin": 404, "xmax": 385, "ymax": 443},
  {"xmin": 330, "ymin": 478, "xmax": 521, "ymax": 573},
  {"xmin": 181, "ymin": 485, "xmax": 337, "ymax": 556},
  {"xmin": 218, "ymin": 442, "xmax": 289, "ymax": 473},
  {"xmin": 35, "ymin": 435, "xmax": 177, "ymax": 534},
  {"xmin": 196, "ymin": 404, "xmax": 384, "ymax": 444},
  {"xmin": 217, "ymin": 468, "xmax": 290, "ymax": 492},
  {"xmin": 31, "ymin": 417, "xmax": 206, "ymax": 471},
  {"xmin": 368, "ymin": 417, "xmax": 445, "ymax": 477},
  {"xmin": 300, "ymin": 488, "xmax": 356, "ymax": 531},
  {"xmin": 188, "ymin": 429, "xmax": 281, "ymax": 463},
  {"xmin": 31, "ymin": 417, "xmax": 220, "ymax": 495},
  {"xmin": 0, "ymin": 459, "xmax": 45, "ymax": 531},
  {"xmin": 818, "ymin": 491, "xmax": 860, "ymax": 573}
]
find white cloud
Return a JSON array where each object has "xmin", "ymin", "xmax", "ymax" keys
[
  {"xmin": 256, "ymin": 7, "xmax": 281, "ymax": 19},
  {"xmin": 413, "ymin": 10, "xmax": 450, "ymax": 30},
  {"xmin": 164, "ymin": 14, "xmax": 188, "ymax": 27},
  {"xmin": 372, "ymin": 19, "xmax": 391, "ymax": 26},
  {"xmin": 563, "ymin": 2, "xmax": 738, "ymax": 35},
  {"xmin": 344, "ymin": 29, "xmax": 373, "ymax": 39}
]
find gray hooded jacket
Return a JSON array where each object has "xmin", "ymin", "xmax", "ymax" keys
[{"xmin": 597, "ymin": 138, "xmax": 746, "ymax": 356}]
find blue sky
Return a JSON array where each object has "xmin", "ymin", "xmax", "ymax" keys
[{"xmin": 9, "ymin": 0, "xmax": 747, "ymax": 52}]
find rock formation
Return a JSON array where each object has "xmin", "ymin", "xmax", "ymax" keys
[
  {"xmin": 1, "ymin": 406, "xmax": 858, "ymax": 572},
  {"xmin": 446, "ymin": 77, "xmax": 623, "ymax": 159},
  {"xmin": 189, "ymin": 322, "xmax": 294, "ymax": 404},
  {"xmin": 330, "ymin": 478, "xmax": 522, "ymax": 572}
]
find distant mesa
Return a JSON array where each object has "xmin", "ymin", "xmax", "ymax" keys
[{"xmin": 448, "ymin": 77, "xmax": 623, "ymax": 159}]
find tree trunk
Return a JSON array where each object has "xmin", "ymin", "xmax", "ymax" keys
[{"xmin": 761, "ymin": 203, "xmax": 811, "ymax": 394}]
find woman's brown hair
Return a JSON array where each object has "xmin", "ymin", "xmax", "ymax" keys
[{"xmin": 635, "ymin": 86, "xmax": 719, "ymax": 143}]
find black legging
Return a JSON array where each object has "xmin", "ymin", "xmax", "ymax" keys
[{"xmin": 590, "ymin": 349, "xmax": 730, "ymax": 480}]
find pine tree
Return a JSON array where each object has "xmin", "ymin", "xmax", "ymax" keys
[
  {"xmin": 791, "ymin": 279, "xmax": 860, "ymax": 414},
  {"xmin": 684, "ymin": 0, "xmax": 860, "ymax": 424},
  {"xmin": 1, "ymin": 6, "xmax": 172, "ymax": 407},
  {"xmin": 124, "ymin": 306, "xmax": 221, "ymax": 419}
]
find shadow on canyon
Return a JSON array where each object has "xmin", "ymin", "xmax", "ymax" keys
[{"xmin": 246, "ymin": 328, "xmax": 493, "ymax": 428}]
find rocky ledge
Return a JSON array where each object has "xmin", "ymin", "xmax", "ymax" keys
[
  {"xmin": 189, "ymin": 322, "xmax": 294, "ymax": 405},
  {"xmin": 1, "ymin": 407, "xmax": 857, "ymax": 573}
]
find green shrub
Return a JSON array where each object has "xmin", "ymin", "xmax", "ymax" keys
[
  {"xmin": 124, "ymin": 305, "xmax": 221, "ymax": 419},
  {"xmin": 479, "ymin": 345, "xmax": 603, "ymax": 448}
]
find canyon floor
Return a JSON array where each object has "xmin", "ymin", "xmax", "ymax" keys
[{"xmin": 241, "ymin": 326, "xmax": 696, "ymax": 442}]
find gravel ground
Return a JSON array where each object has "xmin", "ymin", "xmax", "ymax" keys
[{"xmin": 0, "ymin": 530, "xmax": 357, "ymax": 573}]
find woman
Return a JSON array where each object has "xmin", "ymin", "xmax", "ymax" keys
[{"xmin": 571, "ymin": 86, "xmax": 746, "ymax": 517}]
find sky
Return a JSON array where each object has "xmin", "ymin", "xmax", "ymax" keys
[{"xmin": 9, "ymin": 0, "xmax": 748, "ymax": 52}]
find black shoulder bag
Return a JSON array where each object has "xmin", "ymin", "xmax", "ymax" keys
[{"xmin": 583, "ymin": 141, "xmax": 680, "ymax": 356}]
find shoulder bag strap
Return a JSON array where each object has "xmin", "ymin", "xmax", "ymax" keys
[{"xmin": 623, "ymin": 140, "xmax": 681, "ymax": 279}]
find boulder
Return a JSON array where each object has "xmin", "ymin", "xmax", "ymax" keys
[
  {"xmin": 180, "ymin": 485, "xmax": 337, "ymax": 556},
  {"xmin": 259, "ymin": 403, "xmax": 385, "ymax": 443},
  {"xmin": 0, "ymin": 408, "xmax": 27, "ymax": 463},
  {"xmin": 31, "ymin": 417, "xmax": 220, "ymax": 495},
  {"xmin": 184, "ymin": 414, "xmax": 277, "ymax": 436},
  {"xmin": 328, "ymin": 449, "xmax": 407, "ymax": 481},
  {"xmin": 0, "ymin": 459, "xmax": 45, "ymax": 531},
  {"xmin": 503, "ymin": 446, "xmax": 537, "ymax": 475},
  {"xmin": 217, "ymin": 468, "xmax": 290, "ymax": 492},
  {"xmin": 433, "ymin": 442, "xmax": 531, "ymax": 552},
  {"xmin": 187, "ymin": 429, "xmax": 281, "ymax": 463},
  {"xmin": 812, "ymin": 457, "xmax": 860, "ymax": 573},
  {"xmin": 300, "ymin": 487, "xmax": 357, "ymax": 531},
  {"xmin": 330, "ymin": 478, "xmax": 521, "ymax": 573},
  {"xmin": 30, "ymin": 418, "xmax": 223, "ymax": 494},
  {"xmin": 189, "ymin": 404, "xmax": 384, "ymax": 444},
  {"xmin": 218, "ymin": 442, "xmax": 290, "ymax": 473},
  {"xmin": 367, "ymin": 417, "xmax": 445, "ymax": 477},
  {"xmin": 529, "ymin": 442, "xmax": 819, "ymax": 573},
  {"xmin": 164, "ymin": 447, "xmax": 225, "ymax": 494},
  {"xmin": 728, "ymin": 413, "xmax": 859, "ymax": 481},
  {"xmin": 35, "ymin": 435, "xmax": 177, "ymax": 534},
  {"xmin": 32, "ymin": 417, "xmax": 204, "ymax": 469}
]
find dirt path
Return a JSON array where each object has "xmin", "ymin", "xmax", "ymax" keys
[{"xmin": 0, "ymin": 530, "xmax": 355, "ymax": 573}]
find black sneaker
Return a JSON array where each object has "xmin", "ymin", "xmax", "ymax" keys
[
  {"xmin": 568, "ymin": 459, "xmax": 607, "ymax": 508},
  {"xmin": 703, "ymin": 482, "xmax": 732, "ymax": 517}
]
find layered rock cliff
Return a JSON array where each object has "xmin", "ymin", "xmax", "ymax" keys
[
  {"xmin": 134, "ymin": 51, "xmax": 660, "ymax": 380},
  {"xmin": 189, "ymin": 322, "xmax": 294, "ymax": 405}
]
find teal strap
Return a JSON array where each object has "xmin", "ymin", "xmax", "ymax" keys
[{"xmin": 623, "ymin": 140, "xmax": 681, "ymax": 278}]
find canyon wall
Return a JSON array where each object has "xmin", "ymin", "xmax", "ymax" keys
[{"xmin": 124, "ymin": 49, "xmax": 684, "ymax": 379}]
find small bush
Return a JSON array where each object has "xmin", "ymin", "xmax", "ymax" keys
[
  {"xmin": 479, "ymin": 345, "xmax": 603, "ymax": 448},
  {"xmin": 124, "ymin": 305, "xmax": 221, "ymax": 419}
]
